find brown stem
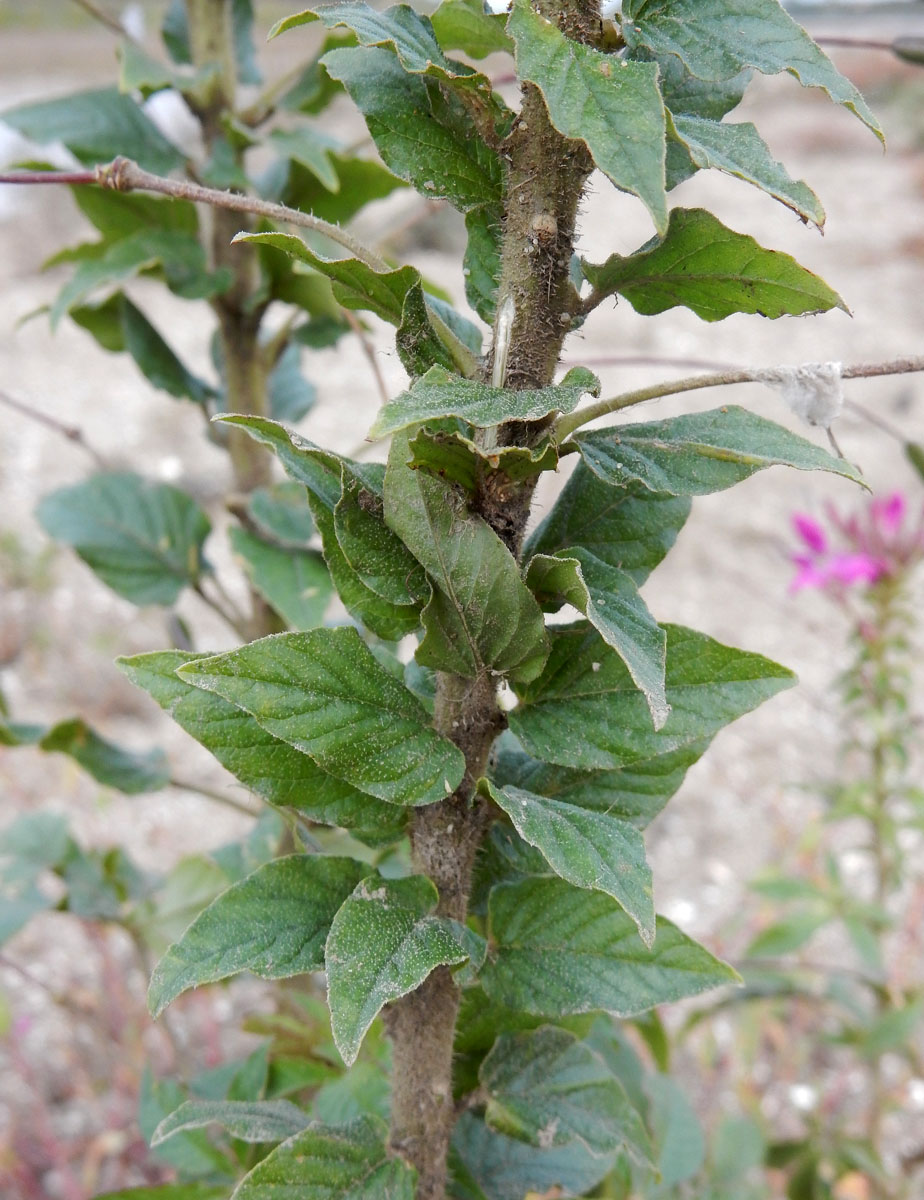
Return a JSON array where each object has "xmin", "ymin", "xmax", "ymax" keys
[
  {"xmin": 0, "ymin": 163, "xmax": 389, "ymax": 271},
  {"xmin": 0, "ymin": 388, "xmax": 108, "ymax": 468},
  {"xmin": 553, "ymin": 355, "xmax": 924, "ymax": 441},
  {"xmin": 385, "ymin": 6, "xmax": 602, "ymax": 1195}
]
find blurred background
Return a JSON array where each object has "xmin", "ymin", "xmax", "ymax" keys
[{"xmin": 0, "ymin": 2, "xmax": 923, "ymax": 1197}]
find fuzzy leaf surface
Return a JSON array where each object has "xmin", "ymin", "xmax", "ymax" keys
[
  {"xmin": 230, "ymin": 528, "xmax": 332, "ymax": 630},
  {"xmin": 510, "ymin": 623, "xmax": 795, "ymax": 771},
  {"xmin": 582, "ymin": 208, "xmax": 845, "ymax": 321},
  {"xmin": 621, "ymin": 0, "xmax": 882, "ymax": 141},
  {"xmin": 148, "ymin": 855, "xmax": 371, "ymax": 1017},
  {"xmin": 321, "ymin": 45, "xmax": 503, "ymax": 213},
  {"xmin": 526, "ymin": 551, "xmax": 667, "ymax": 728},
  {"xmin": 450, "ymin": 1111, "xmax": 615, "ymax": 1200},
  {"xmin": 334, "ymin": 465, "xmax": 428, "ymax": 606},
  {"xmin": 325, "ymin": 875, "xmax": 469, "ymax": 1064},
  {"xmin": 480, "ymin": 781, "xmax": 654, "ymax": 944},
  {"xmin": 231, "ymin": 1115, "xmax": 416, "ymax": 1199},
  {"xmin": 574, "ymin": 406, "xmax": 864, "ymax": 495},
  {"xmin": 670, "ymin": 114, "xmax": 824, "ymax": 227},
  {"xmin": 234, "ymin": 232, "xmax": 418, "ymax": 324},
  {"xmin": 371, "ymin": 365, "xmax": 599, "ymax": 438},
  {"xmin": 480, "ymin": 1026, "xmax": 653, "ymax": 1161},
  {"xmin": 220, "ymin": 417, "xmax": 421, "ymax": 639},
  {"xmin": 492, "ymin": 740, "xmax": 712, "ymax": 830},
  {"xmin": 409, "ymin": 425, "xmax": 558, "ymax": 494},
  {"xmin": 431, "ymin": 0, "xmax": 513, "ymax": 58},
  {"xmin": 152, "ymin": 1100, "xmax": 312, "ymax": 1146},
  {"xmin": 482, "ymin": 876, "xmax": 739, "ymax": 1017},
  {"xmin": 509, "ymin": 0, "xmax": 667, "ymax": 231},
  {"xmin": 524, "ymin": 462, "xmax": 691, "ymax": 587},
  {"xmin": 177, "ymin": 628, "xmax": 464, "ymax": 806},
  {"xmin": 385, "ymin": 433, "xmax": 549, "ymax": 682},
  {"xmin": 118, "ymin": 652, "xmax": 406, "ymax": 845},
  {"xmin": 36, "ymin": 472, "xmax": 210, "ymax": 606},
  {"xmin": 273, "ymin": 1, "xmax": 490, "ymax": 95}
]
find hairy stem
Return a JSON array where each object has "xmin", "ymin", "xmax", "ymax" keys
[{"xmin": 385, "ymin": 5, "xmax": 602, "ymax": 1195}]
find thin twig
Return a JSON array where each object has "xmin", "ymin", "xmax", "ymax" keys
[
  {"xmin": 0, "ymin": 158, "xmax": 391, "ymax": 273},
  {"xmin": 168, "ymin": 775, "xmax": 261, "ymax": 818},
  {"xmin": 70, "ymin": 0, "xmax": 135, "ymax": 39},
  {"xmin": 553, "ymin": 355, "xmax": 924, "ymax": 441},
  {"xmin": 193, "ymin": 580, "xmax": 247, "ymax": 636},
  {"xmin": 343, "ymin": 309, "xmax": 391, "ymax": 408},
  {"xmin": 813, "ymin": 36, "xmax": 900, "ymax": 53},
  {"xmin": 0, "ymin": 388, "xmax": 108, "ymax": 468}
]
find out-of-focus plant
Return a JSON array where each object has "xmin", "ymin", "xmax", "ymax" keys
[{"xmin": 699, "ymin": 490, "xmax": 924, "ymax": 1200}]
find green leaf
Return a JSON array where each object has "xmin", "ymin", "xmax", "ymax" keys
[
  {"xmin": 409, "ymin": 425, "xmax": 558, "ymax": 495},
  {"xmin": 218, "ymin": 416, "xmax": 422, "ymax": 639},
  {"xmin": 119, "ymin": 295, "xmax": 217, "ymax": 406},
  {"xmin": 148, "ymin": 855, "xmax": 370, "ymax": 1017},
  {"xmin": 230, "ymin": 528, "xmax": 332, "ymax": 630},
  {"xmin": 395, "ymin": 278, "xmax": 464, "ymax": 376},
  {"xmin": 582, "ymin": 208, "xmax": 845, "ymax": 321},
  {"xmin": 152, "ymin": 1099, "xmax": 311, "ymax": 1146},
  {"xmin": 492, "ymin": 740, "xmax": 712, "ymax": 829},
  {"xmin": 320, "ymin": 45, "xmax": 503, "ymax": 213},
  {"xmin": 463, "ymin": 206, "xmax": 503, "ymax": 323},
  {"xmin": 524, "ymin": 462, "xmax": 691, "ymax": 587},
  {"xmin": 269, "ymin": 342, "xmax": 317, "ymax": 423},
  {"xmin": 745, "ymin": 912, "xmax": 829, "ymax": 958},
  {"xmin": 384, "ymin": 432, "xmax": 549, "ymax": 682},
  {"xmin": 431, "ymin": 0, "xmax": 513, "ymax": 59},
  {"xmin": 325, "ymin": 875, "xmax": 469, "ymax": 1064},
  {"xmin": 275, "ymin": 151, "xmax": 406, "ymax": 226},
  {"xmin": 36, "ymin": 717, "xmax": 169, "ymax": 794},
  {"xmin": 268, "ymin": 127, "xmax": 340, "ymax": 192},
  {"xmin": 573, "ymin": 405, "xmax": 864, "ymax": 495},
  {"xmin": 526, "ymin": 552, "xmax": 667, "ymax": 728},
  {"xmin": 480, "ymin": 1026, "xmax": 653, "ymax": 1161},
  {"xmin": 646, "ymin": 1073, "xmax": 706, "ymax": 1187},
  {"xmin": 71, "ymin": 293, "xmax": 214, "ymax": 407},
  {"xmin": 118, "ymin": 652, "xmax": 406, "ymax": 845},
  {"xmin": 36, "ymin": 472, "xmax": 211, "ymax": 606},
  {"xmin": 235, "ymin": 231, "xmax": 419, "ymax": 325},
  {"xmin": 232, "ymin": 1116, "xmax": 416, "ymax": 1200},
  {"xmin": 481, "ymin": 876, "xmax": 739, "ymax": 1017},
  {"xmin": 273, "ymin": 2, "xmax": 491, "ymax": 94},
  {"xmin": 51, "ymin": 230, "xmax": 229, "ymax": 325},
  {"xmin": 371, "ymin": 365, "xmax": 600, "ymax": 439},
  {"xmin": 509, "ymin": 0, "xmax": 667, "ymax": 233},
  {"xmin": 177, "ymin": 627, "xmax": 465, "ymax": 806},
  {"xmin": 621, "ymin": 0, "xmax": 883, "ymax": 142},
  {"xmin": 510, "ymin": 623, "xmax": 795, "ymax": 771},
  {"xmin": 480, "ymin": 780, "xmax": 654, "ymax": 944},
  {"xmin": 70, "ymin": 185, "xmax": 198, "ymax": 239},
  {"xmin": 1, "ymin": 87, "xmax": 184, "ymax": 172},
  {"xmin": 669, "ymin": 113, "xmax": 824, "ymax": 228},
  {"xmin": 248, "ymin": 482, "xmax": 314, "ymax": 546},
  {"xmin": 450, "ymin": 1110, "xmax": 616, "ymax": 1200},
  {"xmin": 333, "ymin": 464, "xmax": 428, "ymax": 606}
]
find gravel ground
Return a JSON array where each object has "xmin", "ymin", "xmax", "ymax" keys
[{"xmin": 1, "ymin": 7, "xmax": 924, "ymax": 1197}]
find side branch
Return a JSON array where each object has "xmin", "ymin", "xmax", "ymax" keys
[
  {"xmin": 0, "ymin": 158, "xmax": 390, "ymax": 273},
  {"xmin": 553, "ymin": 355, "xmax": 924, "ymax": 441}
]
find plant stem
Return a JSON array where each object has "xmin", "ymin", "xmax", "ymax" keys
[
  {"xmin": 553, "ymin": 355, "xmax": 924, "ymax": 441},
  {"xmin": 384, "ymin": 4, "xmax": 602, "ymax": 1194},
  {"xmin": 0, "ymin": 161, "xmax": 390, "ymax": 272},
  {"xmin": 0, "ymin": 388, "xmax": 109, "ymax": 468},
  {"xmin": 168, "ymin": 774, "xmax": 260, "ymax": 817}
]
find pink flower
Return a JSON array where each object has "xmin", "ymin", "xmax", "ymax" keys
[{"xmin": 789, "ymin": 491, "xmax": 923, "ymax": 595}]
